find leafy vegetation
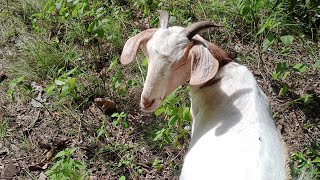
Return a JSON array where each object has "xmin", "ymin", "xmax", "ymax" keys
[{"xmin": 0, "ymin": 0, "xmax": 319, "ymax": 179}]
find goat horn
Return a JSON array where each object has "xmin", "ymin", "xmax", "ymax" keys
[
  {"xmin": 159, "ymin": 10, "xmax": 169, "ymax": 29},
  {"xmin": 183, "ymin": 21, "xmax": 223, "ymax": 40}
]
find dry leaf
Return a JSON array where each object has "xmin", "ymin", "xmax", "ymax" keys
[
  {"xmin": 28, "ymin": 162, "xmax": 48, "ymax": 171},
  {"xmin": 94, "ymin": 98, "xmax": 116, "ymax": 112}
]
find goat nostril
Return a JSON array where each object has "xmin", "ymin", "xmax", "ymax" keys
[{"xmin": 142, "ymin": 98, "xmax": 155, "ymax": 108}]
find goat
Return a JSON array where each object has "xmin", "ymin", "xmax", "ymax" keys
[{"xmin": 120, "ymin": 11, "xmax": 288, "ymax": 180}]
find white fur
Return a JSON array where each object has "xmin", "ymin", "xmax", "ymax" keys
[{"xmin": 180, "ymin": 63, "xmax": 286, "ymax": 180}]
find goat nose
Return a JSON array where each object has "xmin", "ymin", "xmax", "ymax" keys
[{"xmin": 141, "ymin": 97, "xmax": 155, "ymax": 109}]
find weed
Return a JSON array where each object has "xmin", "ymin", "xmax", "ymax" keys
[
  {"xmin": 46, "ymin": 148, "xmax": 88, "ymax": 180},
  {"xmin": 111, "ymin": 112, "xmax": 129, "ymax": 128},
  {"xmin": 45, "ymin": 67, "xmax": 80, "ymax": 100},
  {"xmin": 291, "ymin": 143, "xmax": 320, "ymax": 179},
  {"xmin": 153, "ymin": 86, "xmax": 191, "ymax": 147},
  {"xmin": 272, "ymin": 61, "xmax": 308, "ymax": 97},
  {"xmin": 96, "ymin": 120, "xmax": 109, "ymax": 140},
  {"xmin": 152, "ymin": 158, "xmax": 164, "ymax": 171}
]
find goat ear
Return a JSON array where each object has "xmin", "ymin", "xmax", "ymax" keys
[
  {"xmin": 120, "ymin": 28, "xmax": 157, "ymax": 64},
  {"xmin": 189, "ymin": 44, "xmax": 219, "ymax": 86}
]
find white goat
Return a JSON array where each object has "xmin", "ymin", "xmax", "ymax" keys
[{"xmin": 120, "ymin": 11, "xmax": 288, "ymax": 180}]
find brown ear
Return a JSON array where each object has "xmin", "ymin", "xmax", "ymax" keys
[
  {"xmin": 120, "ymin": 28, "xmax": 157, "ymax": 64},
  {"xmin": 189, "ymin": 43, "xmax": 219, "ymax": 86}
]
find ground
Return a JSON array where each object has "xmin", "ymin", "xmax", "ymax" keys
[{"xmin": 0, "ymin": 0, "xmax": 319, "ymax": 179}]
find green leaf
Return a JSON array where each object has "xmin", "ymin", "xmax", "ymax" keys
[
  {"xmin": 154, "ymin": 128, "xmax": 165, "ymax": 141},
  {"xmin": 54, "ymin": 150, "xmax": 69, "ymax": 159},
  {"xmin": 68, "ymin": 78, "xmax": 76, "ymax": 89},
  {"xmin": 272, "ymin": 71, "xmax": 281, "ymax": 80},
  {"xmin": 257, "ymin": 19, "xmax": 273, "ymax": 35},
  {"xmin": 262, "ymin": 33, "xmax": 274, "ymax": 51},
  {"xmin": 65, "ymin": 67, "xmax": 78, "ymax": 76},
  {"xmin": 60, "ymin": 85, "xmax": 69, "ymax": 97},
  {"xmin": 281, "ymin": 71, "xmax": 290, "ymax": 80},
  {"xmin": 114, "ymin": 80, "xmax": 121, "ymax": 89},
  {"xmin": 313, "ymin": 60, "xmax": 320, "ymax": 68},
  {"xmin": 112, "ymin": 120, "xmax": 118, "ymax": 127},
  {"xmin": 46, "ymin": 84, "xmax": 56, "ymax": 94},
  {"xmin": 155, "ymin": 107, "xmax": 165, "ymax": 116},
  {"xmin": 279, "ymin": 83, "xmax": 288, "ymax": 96},
  {"xmin": 168, "ymin": 115, "xmax": 178, "ymax": 127},
  {"xmin": 119, "ymin": 176, "xmax": 126, "ymax": 180},
  {"xmin": 292, "ymin": 63, "xmax": 307, "ymax": 72},
  {"xmin": 55, "ymin": 80, "xmax": 65, "ymax": 86},
  {"xmin": 280, "ymin": 35, "xmax": 294, "ymax": 46},
  {"xmin": 111, "ymin": 113, "xmax": 119, "ymax": 118},
  {"xmin": 141, "ymin": 58, "xmax": 148, "ymax": 67},
  {"xmin": 312, "ymin": 157, "xmax": 320, "ymax": 163}
]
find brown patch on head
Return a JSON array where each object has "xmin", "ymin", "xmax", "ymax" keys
[{"xmin": 206, "ymin": 42, "xmax": 232, "ymax": 68}]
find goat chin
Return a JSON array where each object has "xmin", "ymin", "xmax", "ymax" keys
[{"xmin": 180, "ymin": 62, "xmax": 288, "ymax": 180}]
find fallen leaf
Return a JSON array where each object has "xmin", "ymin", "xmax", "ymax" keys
[
  {"xmin": 94, "ymin": 98, "xmax": 116, "ymax": 112},
  {"xmin": 28, "ymin": 162, "xmax": 48, "ymax": 171}
]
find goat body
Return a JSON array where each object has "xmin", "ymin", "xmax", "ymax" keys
[
  {"xmin": 180, "ymin": 63, "xmax": 287, "ymax": 180},
  {"xmin": 120, "ymin": 11, "xmax": 287, "ymax": 180}
]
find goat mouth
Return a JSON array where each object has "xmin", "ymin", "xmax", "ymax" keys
[{"xmin": 140, "ymin": 99, "xmax": 162, "ymax": 112}]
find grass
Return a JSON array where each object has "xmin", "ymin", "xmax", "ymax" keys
[{"xmin": 0, "ymin": 0, "xmax": 319, "ymax": 179}]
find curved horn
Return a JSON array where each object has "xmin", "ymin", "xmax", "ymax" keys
[
  {"xmin": 159, "ymin": 10, "xmax": 169, "ymax": 29},
  {"xmin": 183, "ymin": 21, "xmax": 222, "ymax": 40}
]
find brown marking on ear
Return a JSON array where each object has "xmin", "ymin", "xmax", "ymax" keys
[
  {"xmin": 120, "ymin": 28, "xmax": 157, "ymax": 64},
  {"xmin": 206, "ymin": 42, "xmax": 232, "ymax": 68}
]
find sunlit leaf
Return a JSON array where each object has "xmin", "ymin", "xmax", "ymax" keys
[
  {"xmin": 55, "ymin": 80, "xmax": 65, "ymax": 86},
  {"xmin": 280, "ymin": 35, "xmax": 294, "ymax": 46},
  {"xmin": 292, "ymin": 63, "xmax": 307, "ymax": 72}
]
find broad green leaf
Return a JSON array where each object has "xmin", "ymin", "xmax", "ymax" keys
[
  {"xmin": 119, "ymin": 175, "xmax": 126, "ymax": 180},
  {"xmin": 61, "ymin": 85, "xmax": 69, "ymax": 97},
  {"xmin": 55, "ymin": 79, "xmax": 65, "ymax": 86},
  {"xmin": 280, "ymin": 35, "xmax": 294, "ymax": 46},
  {"xmin": 292, "ymin": 63, "xmax": 307, "ymax": 72}
]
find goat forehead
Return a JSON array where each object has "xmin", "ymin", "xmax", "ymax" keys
[{"xmin": 148, "ymin": 28, "xmax": 189, "ymax": 62}]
